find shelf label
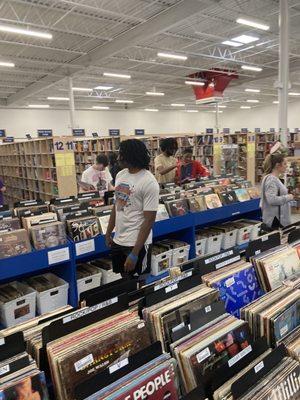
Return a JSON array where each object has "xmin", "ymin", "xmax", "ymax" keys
[
  {"xmin": 223, "ymin": 128, "xmax": 230, "ymax": 134},
  {"xmin": 254, "ymin": 361, "xmax": 264, "ymax": 373},
  {"xmin": 109, "ymin": 129, "xmax": 120, "ymax": 137},
  {"xmin": 37, "ymin": 129, "xmax": 53, "ymax": 137},
  {"xmin": 0, "ymin": 130, "xmax": 6, "ymax": 137},
  {"xmin": 206, "ymin": 128, "xmax": 213, "ymax": 134},
  {"xmin": 205, "ymin": 250, "xmax": 234, "ymax": 265},
  {"xmin": 0, "ymin": 365, "xmax": 10, "ymax": 376},
  {"xmin": 165, "ymin": 283, "xmax": 178, "ymax": 293},
  {"xmin": 75, "ymin": 239, "xmax": 95, "ymax": 256},
  {"xmin": 216, "ymin": 255, "xmax": 241, "ymax": 270},
  {"xmin": 205, "ymin": 305, "xmax": 212, "ymax": 313},
  {"xmin": 109, "ymin": 358, "xmax": 129, "ymax": 374},
  {"xmin": 74, "ymin": 354, "xmax": 94, "ymax": 372},
  {"xmin": 228, "ymin": 345, "xmax": 252, "ymax": 367},
  {"xmin": 225, "ymin": 277, "xmax": 235, "ymax": 287},
  {"xmin": 196, "ymin": 347, "xmax": 210, "ymax": 363},
  {"xmin": 3, "ymin": 137, "xmax": 14, "ymax": 143},
  {"xmin": 232, "ymin": 211, "xmax": 241, "ymax": 216},
  {"xmin": 135, "ymin": 129, "xmax": 145, "ymax": 136},
  {"xmin": 72, "ymin": 129, "xmax": 85, "ymax": 137},
  {"xmin": 48, "ymin": 247, "xmax": 70, "ymax": 265},
  {"xmin": 241, "ymin": 128, "xmax": 248, "ymax": 133},
  {"xmin": 154, "ymin": 271, "xmax": 192, "ymax": 292},
  {"xmin": 280, "ymin": 324, "xmax": 289, "ymax": 337}
]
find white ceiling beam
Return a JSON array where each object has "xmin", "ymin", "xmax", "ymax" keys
[{"xmin": 7, "ymin": 0, "xmax": 206, "ymax": 105}]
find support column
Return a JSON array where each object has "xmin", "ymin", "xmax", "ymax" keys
[
  {"xmin": 68, "ymin": 76, "xmax": 76, "ymax": 133},
  {"xmin": 278, "ymin": 0, "xmax": 289, "ymax": 146},
  {"xmin": 213, "ymin": 103, "xmax": 222, "ymax": 175}
]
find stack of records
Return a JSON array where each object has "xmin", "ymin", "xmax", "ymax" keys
[
  {"xmin": 283, "ymin": 329, "xmax": 300, "ymax": 362},
  {"xmin": 22, "ymin": 212, "xmax": 58, "ymax": 230},
  {"xmin": 202, "ymin": 260, "xmax": 263, "ymax": 317},
  {"xmin": 14, "ymin": 203, "xmax": 49, "ymax": 218},
  {"xmin": 92, "ymin": 205, "xmax": 113, "ymax": 234},
  {"xmin": 252, "ymin": 245, "xmax": 300, "ymax": 291},
  {"xmin": 241, "ymin": 286, "xmax": 300, "ymax": 345}
]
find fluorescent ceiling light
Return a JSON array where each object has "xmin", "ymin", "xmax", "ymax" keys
[
  {"xmin": 273, "ymin": 101, "xmax": 279, "ymax": 104},
  {"xmin": 103, "ymin": 72, "xmax": 131, "ymax": 79},
  {"xmin": 247, "ymin": 99, "xmax": 259, "ymax": 103},
  {"xmin": 218, "ymin": 105, "xmax": 227, "ymax": 108},
  {"xmin": 146, "ymin": 91, "xmax": 165, "ymax": 96},
  {"xmin": 47, "ymin": 96, "xmax": 69, "ymax": 101},
  {"xmin": 240, "ymin": 106, "xmax": 251, "ymax": 109},
  {"xmin": 28, "ymin": 104, "xmax": 50, "ymax": 108},
  {"xmin": 94, "ymin": 85, "xmax": 113, "ymax": 90},
  {"xmin": 186, "ymin": 110, "xmax": 198, "ymax": 113},
  {"xmin": 222, "ymin": 40, "xmax": 243, "ymax": 47},
  {"xmin": 171, "ymin": 103, "xmax": 185, "ymax": 107},
  {"xmin": 144, "ymin": 108, "xmax": 158, "ymax": 112},
  {"xmin": 236, "ymin": 18, "xmax": 270, "ymax": 31},
  {"xmin": 157, "ymin": 52, "xmax": 187, "ymax": 61},
  {"xmin": 185, "ymin": 80, "xmax": 205, "ymax": 86},
  {"xmin": 289, "ymin": 92, "xmax": 300, "ymax": 96},
  {"xmin": 0, "ymin": 24, "xmax": 52, "ymax": 39},
  {"xmin": 115, "ymin": 99, "xmax": 133, "ymax": 103},
  {"xmin": 241, "ymin": 65, "xmax": 262, "ymax": 72},
  {"xmin": 232, "ymin": 34, "xmax": 259, "ymax": 44},
  {"xmin": 73, "ymin": 87, "xmax": 92, "ymax": 92},
  {"xmin": 211, "ymin": 110, "xmax": 223, "ymax": 113},
  {"xmin": 245, "ymin": 88, "xmax": 260, "ymax": 93},
  {"xmin": 0, "ymin": 61, "xmax": 14, "ymax": 67},
  {"xmin": 93, "ymin": 106, "xmax": 110, "ymax": 110}
]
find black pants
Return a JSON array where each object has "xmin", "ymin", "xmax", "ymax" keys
[{"xmin": 111, "ymin": 242, "xmax": 152, "ymax": 277}]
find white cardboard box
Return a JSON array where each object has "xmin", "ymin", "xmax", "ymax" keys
[
  {"xmin": 195, "ymin": 237, "xmax": 207, "ymax": 257},
  {"xmin": 0, "ymin": 282, "xmax": 36, "ymax": 327},
  {"xmin": 232, "ymin": 222, "xmax": 253, "ymax": 245},
  {"xmin": 77, "ymin": 269, "xmax": 102, "ymax": 300},
  {"xmin": 151, "ymin": 249, "xmax": 173, "ymax": 276},
  {"xmin": 173, "ymin": 245, "xmax": 190, "ymax": 266},
  {"xmin": 237, "ymin": 219, "xmax": 262, "ymax": 240},
  {"xmin": 206, "ymin": 233, "xmax": 222, "ymax": 254},
  {"xmin": 98, "ymin": 268, "xmax": 122, "ymax": 285}
]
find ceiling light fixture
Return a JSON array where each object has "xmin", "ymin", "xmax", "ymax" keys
[
  {"xmin": 185, "ymin": 80, "xmax": 205, "ymax": 86},
  {"xmin": 245, "ymin": 88, "xmax": 260, "ymax": 93},
  {"xmin": 273, "ymin": 101, "xmax": 279, "ymax": 104},
  {"xmin": 47, "ymin": 96, "xmax": 69, "ymax": 101},
  {"xmin": 236, "ymin": 17, "xmax": 270, "ymax": 31},
  {"xmin": 171, "ymin": 103, "xmax": 185, "ymax": 107},
  {"xmin": 72, "ymin": 87, "xmax": 92, "ymax": 92},
  {"xmin": 0, "ymin": 24, "xmax": 52, "ymax": 39},
  {"xmin": 247, "ymin": 99, "xmax": 259, "ymax": 103},
  {"xmin": 186, "ymin": 110, "xmax": 198, "ymax": 113},
  {"xmin": 144, "ymin": 108, "xmax": 158, "ymax": 112},
  {"xmin": 241, "ymin": 65, "xmax": 262, "ymax": 72},
  {"xmin": 0, "ymin": 61, "xmax": 15, "ymax": 67},
  {"xmin": 103, "ymin": 73, "xmax": 131, "ymax": 79},
  {"xmin": 289, "ymin": 92, "xmax": 300, "ymax": 96},
  {"xmin": 28, "ymin": 104, "xmax": 50, "ymax": 108},
  {"xmin": 115, "ymin": 99, "xmax": 133, "ymax": 103},
  {"xmin": 94, "ymin": 85, "xmax": 113, "ymax": 90},
  {"xmin": 146, "ymin": 91, "xmax": 165, "ymax": 96},
  {"xmin": 222, "ymin": 40, "xmax": 243, "ymax": 47},
  {"xmin": 157, "ymin": 52, "xmax": 187, "ymax": 61},
  {"xmin": 240, "ymin": 106, "xmax": 251, "ymax": 109},
  {"xmin": 232, "ymin": 34, "xmax": 259, "ymax": 44},
  {"xmin": 218, "ymin": 105, "xmax": 227, "ymax": 108},
  {"xmin": 93, "ymin": 106, "xmax": 110, "ymax": 110}
]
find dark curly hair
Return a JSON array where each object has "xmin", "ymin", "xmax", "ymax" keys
[
  {"xmin": 160, "ymin": 138, "xmax": 178, "ymax": 153},
  {"xmin": 119, "ymin": 139, "xmax": 150, "ymax": 169}
]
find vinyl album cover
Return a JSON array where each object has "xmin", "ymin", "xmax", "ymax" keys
[
  {"xmin": 273, "ymin": 298, "xmax": 300, "ymax": 343},
  {"xmin": 219, "ymin": 191, "xmax": 238, "ymax": 205},
  {"xmin": 67, "ymin": 216, "xmax": 100, "ymax": 241},
  {"xmin": 165, "ymin": 199, "xmax": 189, "ymax": 217},
  {"xmin": 247, "ymin": 187, "xmax": 260, "ymax": 199},
  {"xmin": 188, "ymin": 196, "xmax": 207, "ymax": 212},
  {"xmin": 205, "ymin": 194, "xmax": 222, "ymax": 209},
  {"xmin": 155, "ymin": 204, "xmax": 170, "ymax": 221},
  {"xmin": 23, "ymin": 213, "xmax": 58, "ymax": 230},
  {"xmin": 210, "ymin": 266, "xmax": 264, "ymax": 317},
  {"xmin": 234, "ymin": 188, "xmax": 251, "ymax": 202},
  {"xmin": 0, "ymin": 371, "xmax": 49, "ymax": 400},
  {"xmin": 15, "ymin": 205, "xmax": 49, "ymax": 218},
  {"xmin": 0, "ymin": 218, "xmax": 20, "ymax": 232},
  {"xmin": 0, "ymin": 229, "xmax": 31, "ymax": 259},
  {"xmin": 31, "ymin": 222, "xmax": 67, "ymax": 250}
]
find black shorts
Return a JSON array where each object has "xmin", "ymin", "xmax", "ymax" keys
[{"xmin": 111, "ymin": 242, "xmax": 152, "ymax": 276}]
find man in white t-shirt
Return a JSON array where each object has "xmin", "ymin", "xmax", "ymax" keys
[
  {"xmin": 81, "ymin": 154, "xmax": 114, "ymax": 195},
  {"xmin": 106, "ymin": 139, "xmax": 159, "ymax": 277}
]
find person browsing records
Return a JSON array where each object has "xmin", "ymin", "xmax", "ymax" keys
[
  {"xmin": 105, "ymin": 139, "xmax": 159, "ymax": 277},
  {"xmin": 154, "ymin": 138, "xmax": 178, "ymax": 184},
  {"xmin": 176, "ymin": 148, "xmax": 209, "ymax": 183},
  {"xmin": 81, "ymin": 154, "xmax": 114, "ymax": 194},
  {"xmin": 261, "ymin": 152, "xmax": 294, "ymax": 229}
]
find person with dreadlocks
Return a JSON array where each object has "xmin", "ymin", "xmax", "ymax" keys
[{"xmin": 105, "ymin": 139, "xmax": 159, "ymax": 277}]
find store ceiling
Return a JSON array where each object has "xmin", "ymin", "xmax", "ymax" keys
[{"xmin": 0, "ymin": 0, "xmax": 300, "ymax": 111}]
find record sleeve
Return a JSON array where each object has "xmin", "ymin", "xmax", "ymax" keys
[
  {"xmin": 204, "ymin": 194, "xmax": 222, "ymax": 209},
  {"xmin": 234, "ymin": 189, "xmax": 251, "ymax": 202},
  {"xmin": 0, "ymin": 218, "xmax": 20, "ymax": 232},
  {"xmin": 165, "ymin": 199, "xmax": 189, "ymax": 217},
  {"xmin": 0, "ymin": 229, "xmax": 31, "ymax": 259},
  {"xmin": 31, "ymin": 222, "xmax": 67, "ymax": 250}
]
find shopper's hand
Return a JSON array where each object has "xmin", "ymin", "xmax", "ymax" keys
[
  {"xmin": 105, "ymin": 233, "xmax": 113, "ymax": 248},
  {"xmin": 124, "ymin": 256, "xmax": 136, "ymax": 272},
  {"xmin": 288, "ymin": 194, "xmax": 294, "ymax": 201}
]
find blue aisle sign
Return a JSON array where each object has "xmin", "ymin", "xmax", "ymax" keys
[
  {"xmin": 3, "ymin": 137, "xmax": 14, "ymax": 143},
  {"xmin": 241, "ymin": 128, "xmax": 248, "ymax": 133},
  {"xmin": 294, "ymin": 128, "xmax": 299, "ymax": 133},
  {"xmin": 0, "ymin": 130, "xmax": 6, "ymax": 137},
  {"xmin": 223, "ymin": 128, "xmax": 230, "ymax": 134},
  {"xmin": 109, "ymin": 129, "xmax": 120, "ymax": 136},
  {"xmin": 37, "ymin": 129, "xmax": 53, "ymax": 137},
  {"xmin": 135, "ymin": 129, "xmax": 145, "ymax": 136},
  {"xmin": 206, "ymin": 128, "xmax": 213, "ymax": 134},
  {"xmin": 72, "ymin": 129, "xmax": 85, "ymax": 137},
  {"xmin": 255, "ymin": 128, "xmax": 261, "ymax": 133}
]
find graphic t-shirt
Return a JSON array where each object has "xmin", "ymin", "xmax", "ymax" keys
[
  {"xmin": 114, "ymin": 169, "xmax": 159, "ymax": 246},
  {"xmin": 81, "ymin": 166, "xmax": 112, "ymax": 194}
]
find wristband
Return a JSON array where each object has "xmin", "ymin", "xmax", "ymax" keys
[{"xmin": 128, "ymin": 252, "xmax": 138, "ymax": 264}]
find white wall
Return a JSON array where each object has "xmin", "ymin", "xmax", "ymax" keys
[{"xmin": 0, "ymin": 108, "xmax": 215, "ymax": 138}]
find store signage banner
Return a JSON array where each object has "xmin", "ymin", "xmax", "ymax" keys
[
  {"xmin": 241, "ymin": 128, "xmax": 248, "ymax": 133},
  {"xmin": 0, "ymin": 130, "xmax": 6, "ymax": 137},
  {"xmin": 223, "ymin": 128, "xmax": 230, "ymax": 134},
  {"xmin": 37, "ymin": 129, "xmax": 53, "ymax": 137},
  {"xmin": 206, "ymin": 128, "xmax": 213, "ymax": 134},
  {"xmin": 3, "ymin": 137, "xmax": 14, "ymax": 143},
  {"xmin": 135, "ymin": 129, "xmax": 145, "ymax": 136},
  {"xmin": 255, "ymin": 128, "xmax": 261, "ymax": 133},
  {"xmin": 72, "ymin": 129, "xmax": 85, "ymax": 137},
  {"xmin": 109, "ymin": 129, "xmax": 120, "ymax": 137}
]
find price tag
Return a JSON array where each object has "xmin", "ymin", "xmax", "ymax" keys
[
  {"xmin": 255, "ymin": 250, "xmax": 261, "ymax": 255},
  {"xmin": 254, "ymin": 361, "xmax": 264, "ymax": 373},
  {"xmin": 165, "ymin": 283, "xmax": 178, "ymax": 293},
  {"xmin": 0, "ymin": 365, "xmax": 9, "ymax": 376},
  {"xmin": 48, "ymin": 247, "xmax": 70, "ymax": 265},
  {"xmin": 262, "ymin": 235, "xmax": 269, "ymax": 242},
  {"xmin": 109, "ymin": 358, "xmax": 129, "ymax": 374},
  {"xmin": 74, "ymin": 354, "xmax": 94, "ymax": 372},
  {"xmin": 137, "ymin": 322, "xmax": 145, "ymax": 329},
  {"xmin": 75, "ymin": 239, "xmax": 95, "ymax": 256},
  {"xmin": 154, "ymin": 271, "xmax": 192, "ymax": 291},
  {"xmin": 205, "ymin": 305, "xmax": 212, "ymax": 313},
  {"xmin": 196, "ymin": 347, "xmax": 211, "ymax": 363}
]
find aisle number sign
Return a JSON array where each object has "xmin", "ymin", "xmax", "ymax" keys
[
  {"xmin": 37, "ymin": 129, "xmax": 53, "ymax": 137},
  {"xmin": 135, "ymin": 129, "xmax": 145, "ymax": 136},
  {"xmin": 109, "ymin": 129, "xmax": 120, "ymax": 136},
  {"xmin": 0, "ymin": 130, "xmax": 6, "ymax": 137},
  {"xmin": 72, "ymin": 129, "xmax": 85, "ymax": 137},
  {"xmin": 223, "ymin": 128, "xmax": 230, "ymax": 134},
  {"xmin": 3, "ymin": 137, "xmax": 14, "ymax": 143},
  {"xmin": 206, "ymin": 128, "xmax": 213, "ymax": 134},
  {"xmin": 241, "ymin": 128, "xmax": 248, "ymax": 133},
  {"xmin": 255, "ymin": 128, "xmax": 261, "ymax": 133}
]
